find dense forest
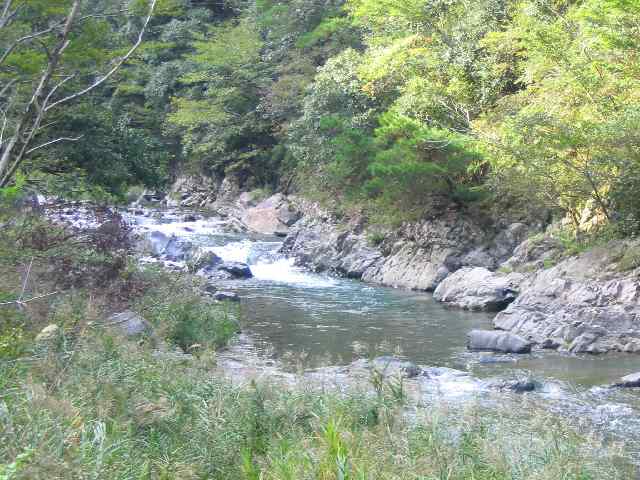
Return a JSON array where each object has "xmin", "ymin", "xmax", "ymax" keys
[{"xmin": 1, "ymin": 0, "xmax": 639, "ymax": 229}]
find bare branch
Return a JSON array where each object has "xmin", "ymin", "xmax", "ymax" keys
[
  {"xmin": 26, "ymin": 136, "xmax": 83, "ymax": 155},
  {"xmin": 0, "ymin": 0, "xmax": 17, "ymax": 29},
  {"xmin": 0, "ymin": 291, "xmax": 60, "ymax": 308},
  {"xmin": 0, "ymin": 77, "xmax": 17, "ymax": 99},
  {"xmin": 18, "ymin": 257, "xmax": 33, "ymax": 302},
  {"xmin": 0, "ymin": 22, "xmax": 65, "ymax": 67},
  {"xmin": 45, "ymin": 0, "xmax": 158, "ymax": 112}
]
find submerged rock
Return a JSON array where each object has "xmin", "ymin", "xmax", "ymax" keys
[
  {"xmin": 467, "ymin": 329, "xmax": 532, "ymax": 354},
  {"xmin": 433, "ymin": 267, "xmax": 524, "ymax": 311}
]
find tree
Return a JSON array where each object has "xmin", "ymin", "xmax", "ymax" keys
[{"xmin": 0, "ymin": 0, "xmax": 157, "ymax": 188}]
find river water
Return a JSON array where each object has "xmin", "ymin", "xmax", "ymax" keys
[{"xmin": 131, "ymin": 210, "xmax": 640, "ymax": 464}]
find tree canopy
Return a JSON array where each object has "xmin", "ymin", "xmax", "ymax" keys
[{"xmin": 1, "ymin": 0, "xmax": 639, "ymax": 232}]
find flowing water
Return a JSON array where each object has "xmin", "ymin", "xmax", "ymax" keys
[{"xmin": 131, "ymin": 210, "xmax": 640, "ymax": 464}]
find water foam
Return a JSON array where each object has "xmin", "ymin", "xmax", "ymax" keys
[{"xmin": 250, "ymin": 258, "xmax": 337, "ymax": 288}]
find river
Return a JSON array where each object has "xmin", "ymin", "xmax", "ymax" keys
[{"xmin": 130, "ymin": 209, "xmax": 640, "ymax": 465}]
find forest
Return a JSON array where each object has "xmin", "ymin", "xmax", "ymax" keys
[
  {"xmin": 1, "ymin": 0, "xmax": 639, "ymax": 233},
  {"xmin": 3, "ymin": 1, "xmax": 640, "ymax": 478}
]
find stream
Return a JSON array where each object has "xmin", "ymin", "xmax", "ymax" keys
[{"xmin": 129, "ymin": 209, "xmax": 640, "ymax": 465}]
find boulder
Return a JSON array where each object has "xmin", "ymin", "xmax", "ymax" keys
[
  {"xmin": 467, "ymin": 329, "xmax": 532, "ymax": 354},
  {"xmin": 188, "ymin": 248, "xmax": 223, "ymax": 272},
  {"xmin": 242, "ymin": 194, "xmax": 300, "ymax": 236},
  {"xmin": 108, "ymin": 311, "xmax": 153, "ymax": 337},
  {"xmin": 486, "ymin": 377, "xmax": 537, "ymax": 393},
  {"xmin": 35, "ymin": 324, "xmax": 60, "ymax": 344},
  {"xmin": 218, "ymin": 262, "xmax": 253, "ymax": 279},
  {"xmin": 613, "ymin": 372, "xmax": 640, "ymax": 388},
  {"xmin": 433, "ymin": 267, "xmax": 524, "ymax": 311}
]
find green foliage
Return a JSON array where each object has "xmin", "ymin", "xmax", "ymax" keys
[{"xmin": 141, "ymin": 291, "xmax": 238, "ymax": 351}]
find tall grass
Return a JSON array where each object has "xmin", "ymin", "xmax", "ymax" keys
[{"xmin": 0, "ymin": 327, "xmax": 633, "ymax": 479}]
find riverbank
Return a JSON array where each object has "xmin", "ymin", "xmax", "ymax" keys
[
  {"xmin": 1, "ymin": 202, "xmax": 635, "ymax": 478},
  {"xmin": 221, "ymin": 190, "xmax": 640, "ymax": 357}
]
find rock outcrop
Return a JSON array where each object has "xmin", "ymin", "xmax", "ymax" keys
[
  {"xmin": 433, "ymin": 267, "xmax": 524, "ymax": 311},
  {"xmin": 241, "ymin": 193, "xmax": 300, "ymax": 236},
  {"xmin": 282, "ymin": 201, "xmax": 529, "ymax": 290},
  {"xmin": 493, "ymin": 242, "xmax": 640, "ymax": 354}
]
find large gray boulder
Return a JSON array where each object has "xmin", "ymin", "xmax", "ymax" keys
[
  {"xmin": 433, "ymin": 267, "xmax": 524, "ymax": 311},
  {"xmin": 467, "ymin": 329, "xmax": 532, "ymax": 354}
]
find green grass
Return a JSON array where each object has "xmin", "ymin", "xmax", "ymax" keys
[{"xmin": 0, "ymin": 329, "xmax": 633, "ymax": 479}]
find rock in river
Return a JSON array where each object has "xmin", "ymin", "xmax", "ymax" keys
[
  {"xmin": 218, "ymin": 262, "xmax": 253, "ymax": 279},
  {"xmin": 467, "ymin": 329, "xmax": 532, "ymax": 354},
  {"xmin": 613, "ymin": 372, "xmax": 640, "ymax": 388},
  {"xmin": 213, "ymin": 291, "xmax": 240, "ymax": 302},
  {"xmin": 433, "ymin": 267, "xmax": 524, "ymax": 311}
]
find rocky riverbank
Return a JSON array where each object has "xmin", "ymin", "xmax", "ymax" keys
[
  {"xmin": 131, "ymin": 178, "xmax": 640, "ymax": 356},
  {"xmin": 210, "ymin": 191, "xmax": 640, "ymax": 357}
]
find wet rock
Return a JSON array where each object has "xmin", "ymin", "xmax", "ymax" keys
[
  {"xmin": 433, "ymin": 267, "xmax": 524, "ymax": 311},
  {"xmin": 108, "ymin": 311, "xmax": 153, "ymax": 337},
  {"xmin": 467, "ymin": 329, "xmax": 532, "ymax": 354},
  {"xmin": 164, "ymin": 236, "xmax": 193, "ymax": 262},
  {"xmin": 35, "ymin": 324, "xmax": 60, "ymax": 344},
  {"xmin": 486, "ymin": 378, "xmax": 537, "ymax": 393},
  {"xmin": 613, "ymin": 372, "xmax": 640, "ymax": 388},
  {"xmin": 182, "ymin": 214, "xmax": 199, "ymax": 222},
  {"xmin": 213, "ymin": 291, "xmax": 240, "ymax": 302},
  {"xmin": 218, "ymin": 262, "xmax": 253, "ymax": 279},
  {"xmin": 188, "ymin": 248, "xmax": 223, "ymax": 272},
  {"xmin": 371, "ymin": 356, "xmax": 422, "ymax": 378}
]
